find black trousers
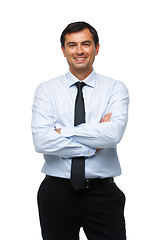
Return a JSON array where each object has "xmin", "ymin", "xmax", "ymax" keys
[{"xmin": 37, "ymin": 177, "xmax": 126, "ymax": 240}]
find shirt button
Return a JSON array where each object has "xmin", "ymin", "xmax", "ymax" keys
[
  {"xmin": 69, "ymin": 153, "xmax": 71, "ymax": 156},
  {"xmin": 88, "ymin": 152, "xmax": 91, "ymax": 156}
]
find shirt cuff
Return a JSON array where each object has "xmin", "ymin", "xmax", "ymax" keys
[
  {"xmin": 80, "ymin": 144, "xmax": 96, "ymax": 157},
  {"xmin": 61, "ymin": 126, "xmax": 96, "ymax": 157}
]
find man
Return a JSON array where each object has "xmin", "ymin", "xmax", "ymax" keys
[{"xmin": 31, "ymin": 21, "xmax": 129, "ymax": 240}]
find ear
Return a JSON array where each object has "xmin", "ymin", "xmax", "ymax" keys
[
  {"xmin": 95, "ymin": 43, "xmax": 100, "ymax": 56},
  {"xmin": 61, "ymin": 46, "xmax": 66, "ymax": 57}
]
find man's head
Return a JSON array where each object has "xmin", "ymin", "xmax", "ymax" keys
[
  {"xmin": 60, "ymin": 21, "xmax": 99, "ymax": 49},
  {"xmin": 60, "ymin": 22, "xmax": 100, "ymax": 80}
]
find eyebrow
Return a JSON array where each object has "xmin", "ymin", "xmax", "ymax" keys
[{"xmin": 67, "ymin": 40, "xmax": 92, "ymax": 46}]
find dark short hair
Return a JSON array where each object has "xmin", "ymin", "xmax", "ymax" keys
[{"xmin": 60, "ymin": 21, "xmax": 99, "ymax": 49}]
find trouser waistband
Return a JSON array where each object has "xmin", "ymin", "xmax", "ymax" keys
[{"xmin": 46, "ymin": 175, "xmax": 114, "ymax": 189}]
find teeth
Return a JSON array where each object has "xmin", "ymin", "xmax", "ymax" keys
[{"xmin": 75, "ymin": 58, "xmax": 85, "ymax": 60}]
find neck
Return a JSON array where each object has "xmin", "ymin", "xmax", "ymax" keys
[{"xmin": 70, "ymin": 67, "xmax": 93, "ymax": 81}]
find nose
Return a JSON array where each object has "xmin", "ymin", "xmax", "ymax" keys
[{"xmin": 76, "ymin": 44, "xmax": 83, "ymax": 55}]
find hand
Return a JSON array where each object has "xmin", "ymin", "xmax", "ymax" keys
[
  {"xmin": 55, "ymin": 128, "xmax": 61, "ymax": 134},
  {"xmin": 100, "ymin": 112, "xmax": 112, "ymax": 123},
  {"xmin": 96, "ymin": 113, "xmax": 112, "ymax": 151}
]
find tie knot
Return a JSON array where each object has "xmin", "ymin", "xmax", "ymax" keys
[{"xmin": 75, "ymin": 81, "xmax": 86, "ymax": 90}]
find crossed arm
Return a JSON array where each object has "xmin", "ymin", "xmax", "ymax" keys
[
  {"xmin": 32, "ymin": 81, "xmax": 129, "ymax": 158},
  {"xmin": 55, "ymin": 113, "xmax": 112, "ymax": 134},
  {"xmin": 55, "ymin": 113, "xmax": 112, "ymax": 151}
]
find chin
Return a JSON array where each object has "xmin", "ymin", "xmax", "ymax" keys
[{"xmin": 73, "ymin": 63, "xmax": 89, "ymax": 70}]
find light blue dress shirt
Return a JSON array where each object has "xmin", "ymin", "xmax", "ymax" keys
[{"xmin": 31, "ymin": 70, "xmax": 129, "ymax": 179}]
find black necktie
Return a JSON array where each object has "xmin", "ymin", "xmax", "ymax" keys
[{"xmin": 70, "ymin": 82, "xmax": 86, "ymax": 191}]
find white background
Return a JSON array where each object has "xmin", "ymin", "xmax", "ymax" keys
[{"xmin": 1, "ymin": 0, "xmax": 160, "ymax": 239}]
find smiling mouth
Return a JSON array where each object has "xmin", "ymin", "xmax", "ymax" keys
[{"xmin": 74, "ymin": 57, "xmax": 87, "ymax": 62}]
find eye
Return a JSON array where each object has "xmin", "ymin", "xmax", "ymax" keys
[
  {"xmin": 83, "ymin": 43, "xmax": 89, "ymax": 47},
  {"xmin": 69, "ymin": 44, "xmax": 76, "ymax": 48}
]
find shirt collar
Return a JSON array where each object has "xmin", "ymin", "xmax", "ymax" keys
[{"xmin": 66, "ymin": 69, "xmax": 96, "ymax": 88}]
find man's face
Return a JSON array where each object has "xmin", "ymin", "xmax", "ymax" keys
[{"xmin": 62, "ymin": 28, "xmax": 99, "ymax": 77}]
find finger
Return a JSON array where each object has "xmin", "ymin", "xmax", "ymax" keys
[
  {"xmin": 100, "ymin": 112, "xmax": 112, "ymax": 123},
  {"xmin": 104, "ymin": 112, "xmax": 112, "ymax": 118},
  {"xmin": 106, "ymin": 117, "xmax": 111, "ymax": 122},
  {"xmin": 101, "ymin": 117, "xmax": 108, "ymax": 123},
  {"xmin": 102, "ymin": 114, "xmax": 112, "ymax": 123},
  {"xmin": 101, "ymin": 117, "xmax": 109, "ymax": 123}
]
